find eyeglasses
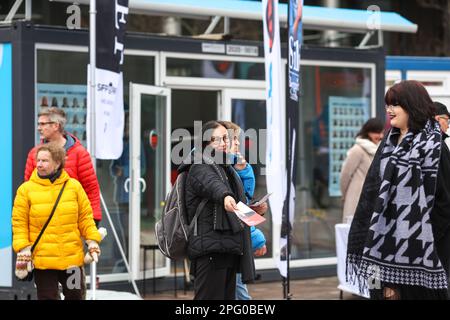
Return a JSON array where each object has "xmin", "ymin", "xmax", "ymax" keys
[
  {"xmin": 211, "ymin": 135, "xmax": 229, "ymax": 144},
  {"xmin": 37, "ymin": 121, "xmax": 55, "ymax": 127},
  {"xmin": 385, "ymin": 105, "xmax": 401, "ymax": 112},
  {"xmin": 438, "ymin": 116, "xmax": 450, "ymax": 124}
]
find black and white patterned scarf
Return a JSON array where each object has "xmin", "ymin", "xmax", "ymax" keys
[{"xmin": 347, "ymin": 120, "xmax": 447, "ymax": 293}]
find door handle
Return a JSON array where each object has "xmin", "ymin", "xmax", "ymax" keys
[
  {"xmin": 124, "ymin": 177, "xmax": 130, "ymax": 193},
  {"xmin": 139, "ymin": 178, "xmax": 147, "ymax": 193}
]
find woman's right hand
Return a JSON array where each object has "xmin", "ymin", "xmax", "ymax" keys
[
  {"xmin": 233, "ymin": 152, "xmax": 247, "ymax": 171},
  {"xmin": 254, "ymin": 245, "xmax": 267, "ymax": 257},
  {"xmin": 224, "ymin": 196, "xmax": 238, "ymax": 212}
]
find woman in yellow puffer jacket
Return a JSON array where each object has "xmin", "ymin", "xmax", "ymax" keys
[{"xmin": 12, "ymin": 142, "xmax": 101, "ymax": 300}]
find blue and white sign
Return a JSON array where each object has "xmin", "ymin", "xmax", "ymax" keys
[
  {"xmin": 36, "ymin": 83, "xmax": 88, "ymax": 146},
  {"xmin": 0, "ymin": 43, "xmax": 13, "ymax": 287},
  {"xmin": 328, "ymin": 96, "xmax": 370, "ymax": 197},
  {"xmin": 288, "ymin": 0, "xmax": 303, "ymax": 101}
]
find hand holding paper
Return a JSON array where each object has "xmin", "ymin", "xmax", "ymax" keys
[
  {"xmin": 233, "ymin": 202, "xmax": 266, "ymax": 226},
  {"xmin": 249, "ymin": 193, "xmax": 272, "ymax": 208}
]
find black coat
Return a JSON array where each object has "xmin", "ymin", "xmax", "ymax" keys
[
  {"xmin": 178, "ymin": 151, "xmax": 256, "ymax": 283},
  {"xmin": 431, "ymin": 133, "xmax": 450, "ymax": 242}
]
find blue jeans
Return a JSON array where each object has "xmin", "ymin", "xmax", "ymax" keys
[{"xmin": 236, "ymin": 273, "xmax": 252, "ymax": 300}]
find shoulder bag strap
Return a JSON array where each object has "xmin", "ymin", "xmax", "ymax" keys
[{"xmin": 30, "ymin": 180, "xmax": 68, "ymax": 254}]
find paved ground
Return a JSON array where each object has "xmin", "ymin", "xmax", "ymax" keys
[{"xmin": 143, "ymin": 276, "xmax": 365, "ymax": 300}]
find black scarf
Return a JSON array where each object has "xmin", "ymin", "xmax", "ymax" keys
[
  {"xmin": 38, "ymin": 169, "xmax": 62, "ymax": 183},
  {"xmin": 347, "ymin": 120, "xmax": 448, "ymax": 294}
]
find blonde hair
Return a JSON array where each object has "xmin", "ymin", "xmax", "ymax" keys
[
  {"xmin": 36, "ymin": 142, "xmax": 66, "ymax": 169},
  {"xmin": 217, "ymin": 120, "xmax": 241, "ymax": 138}
]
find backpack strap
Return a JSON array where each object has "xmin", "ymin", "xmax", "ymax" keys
[{"xmin": 192, "ymin": 198, "xmax": 208, "ymax": 236}]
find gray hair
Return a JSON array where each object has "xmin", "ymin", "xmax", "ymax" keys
[{"xmin": 38, "ymin": 107, "xmax": 67, "ymax": 133}]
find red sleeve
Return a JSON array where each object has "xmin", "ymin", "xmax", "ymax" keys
[
  {"xmin": 76, "ymin": 147, "xmax": 102, "ymax": 221},
  {"xmin": 24, "ymin": 147, "xmax": 37, "ymax": 181}
]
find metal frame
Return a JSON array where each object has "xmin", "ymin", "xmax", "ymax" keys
[
  {"xmin": 357, "ymin": 29, "xmax": 384, "ymax": 49},
  {"xmin": 1, "ymin": 0, "xmax": 32, "ymax": 24},
  {"xmin": 203, "ymin": 16, "xmax": 230, "ymax": 35},
  {"xmin": 129, "ymin": 83, "xmax": 172, "ymax": 280}
]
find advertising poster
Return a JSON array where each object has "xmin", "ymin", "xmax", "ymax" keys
[
  {"xmin": 262, "ymin": 0, "xmax": 287, "ymax": 277},
  {"xmin": 36, "ymin": 83, "xmax": 88, "ymax": 147},
  {"xmin": 88, "ymin": 0, "xmax": 128, "ymax": 159},
  {"xmin": 0, "ymin": 43, "xmax": 12, "ymax": 287},
  {"xmin": 328, "ymin": 96, "xmax": 370, "ymax": 197}
]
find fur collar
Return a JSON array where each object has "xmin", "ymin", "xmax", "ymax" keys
[{"xmin": 355, "ymin": 137, "xmax": 378, "ymax": 156}]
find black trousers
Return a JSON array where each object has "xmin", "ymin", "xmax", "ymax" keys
[
  {"xmin": 34, "ymin": 267, "xmax": 85, "ymax": 300},
  {"xmin": 192, "ymin": 253, "xmax": 239, "ymax": 300},
  {"xmin": 436, "ymin": 229, "xmax": 450, "ymax": 294}
]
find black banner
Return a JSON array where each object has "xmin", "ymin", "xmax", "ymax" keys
[{"xmin": 96, "ymin": 0, "xmax": 129, "ymax": 73}]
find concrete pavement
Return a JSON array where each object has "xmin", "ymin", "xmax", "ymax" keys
[{"xmin": 143, "ymin": 276, "xmax": 366, "ymax": 300}]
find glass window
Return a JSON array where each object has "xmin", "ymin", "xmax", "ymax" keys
[
  {"xmin": 166, "ymin": 58, "xmax": 264, "ymax": 80},
  {"xmin": 293, "ymin": 65, "xmax": 372, "ymax": 259},
  {"xmin": 36, "ymin": 49, "xmax": 156, "ymax": 275}
]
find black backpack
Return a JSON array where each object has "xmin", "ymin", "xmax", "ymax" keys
[{"xmin": 155, "ymin": 171, "xmax": 207, "ymax": 260}]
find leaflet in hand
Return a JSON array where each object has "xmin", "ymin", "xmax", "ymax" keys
[
  {"xmin": 249, "ymin": 193, "xmax": 272, "ymax": 208},
  {"xmin": 233, "ymin": 202, "xmax": 266, "ymax": 226}
]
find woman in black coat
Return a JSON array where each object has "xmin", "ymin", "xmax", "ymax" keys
[
  {"xmin": 178, "ymin": 121, "xmax": 255, "ymax": 300},
  {"xmin": 346, "ymin": 80, "xmax": 450, "ymax": 300}
]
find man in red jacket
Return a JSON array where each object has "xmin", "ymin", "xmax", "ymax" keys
[{"xmin": 24, "ymin": 107, "xmax": 102, "ymax": 223}]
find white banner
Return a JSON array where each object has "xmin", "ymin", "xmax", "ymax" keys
[
  {"xmin": 87, "ymin": 67, "xmax": 124, "ymax": 159},
  {"xmin": 262, "ymin": 0, "xmax": 287, "ymax": 277}
]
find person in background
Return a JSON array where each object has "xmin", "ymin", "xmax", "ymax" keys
[
  {"xmin": 347, "ymin": 80, "xmax": 450, "ymax": 300},
  {"xmin": 433, "ymin": 101, "xmax": 450, "ymax": 293},
  {"xmin": 339, "ymin": 118, "xmax": 384, "ymax": 223},
  {"xmin": 218, "ymin": 121, "xmax": 267, "ymax": 300},
  {"xmin": 13, "ymin": 142, "xmax": 101, "ymax": 300},
  {"xmin": 24, "ymin": 107, "xmax": 102, "ymax": 224},
  {"xmin": 434, "ymin": 101, "xmax": 450, "ymax": 137}
]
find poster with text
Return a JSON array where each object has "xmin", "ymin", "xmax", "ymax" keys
[
  {"xmin": 36, "ymin": 83, "xmax": 87, "ymax": 147},
  {"xmin": 328, "ymin": 96, "xmax": 370, "ymax": 197}
]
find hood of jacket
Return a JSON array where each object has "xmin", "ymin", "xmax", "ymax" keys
[
  {"xmin": 41, "ymin": 132, "xmax": 80, "ymax": 152},
  {"xmin": 355, "ymin": 137, "xmax": 379, "ymax": 156}
]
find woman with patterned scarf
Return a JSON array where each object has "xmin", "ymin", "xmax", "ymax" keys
[{"xmin": 346, "ymin": 80, "xmax": 450, "ymax": 300}]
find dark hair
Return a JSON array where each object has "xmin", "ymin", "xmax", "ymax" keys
[
  {"xmin": 385, "ymin": 80, "xmax": 435, "ymax": 132},
  {"xmin": 200, "ymin": 121, "xmax": 226, "ymax": 149},
  {"xmin": 357, "ymin": 118, "xmax": 384, "ymax": 140}
]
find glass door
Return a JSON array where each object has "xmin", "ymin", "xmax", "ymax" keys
[
  {"xmin": 221, "ymin": 89, "xmax": 273, "ymax": 269},
  {"xmin": 130, "ymin": 83, "xmax": 171, "ymax": 279}
]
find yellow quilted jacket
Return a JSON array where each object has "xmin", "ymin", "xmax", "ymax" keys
[{"xmin": 12, "ymin": 169, "xmax": 101, "ymax": 270}]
